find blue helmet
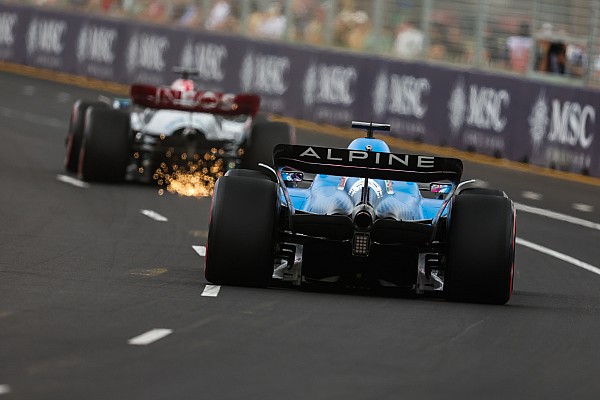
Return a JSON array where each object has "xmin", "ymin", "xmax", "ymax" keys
[{"xmin": 347, "ymin": 138, "xmax": 391, "ymax": 153}]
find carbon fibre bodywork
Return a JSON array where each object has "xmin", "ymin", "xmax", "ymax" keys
[{"xmin": 270, "ymin": 125, "xmax": 465, "ymax": 291}]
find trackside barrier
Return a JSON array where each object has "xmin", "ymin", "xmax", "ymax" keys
[{"xmin": 1, "ymin": 4, "xmax": 599, "ymax": 177}]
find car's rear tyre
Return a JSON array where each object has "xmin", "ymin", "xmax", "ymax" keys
[
  {"xmin": 444, "ymin": 192, "xmax": 515, "ymax": 305},
  {"xmin": 241, "ymin": 121, "xmax": 294, "ymax": 170},
  {"xmin": 224, "ymin": 168, "xmax": 274, "ymax": 181},
  {"xmin": 459, "ymin": 187, "xmax": 505, "ymax": 196},
  {"xmin": 204, "ymin": 175, "xmax": 279, "ymax": 287},
  {"xmin": 79, "ymin": 106, "xmax": 131, "ymax": 182},
  {"xmin": 65, "ymin": 100, "xmax": 106, "ymax": 172}
]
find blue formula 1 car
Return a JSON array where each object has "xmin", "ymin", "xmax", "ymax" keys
[{"xmin": 204, "ymin": 121, "xmax": 516, "ymax": 304}]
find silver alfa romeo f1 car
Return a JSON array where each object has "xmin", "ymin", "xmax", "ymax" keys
[
  {"xmin": 64, "ymin": 69, "xmax": 294, "ymax": 184},
  {"xmin": 204, "ymin": 121, "xmax": 516, "ymax": 305}
]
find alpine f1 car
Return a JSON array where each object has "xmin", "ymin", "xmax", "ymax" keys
[
  {"xmin": 204, "ymin": 121, "xmax": 516, "ymax": 305},
  {"xmin": 64, "ymin": 69, "xmax": 294, "ymax": 183}
]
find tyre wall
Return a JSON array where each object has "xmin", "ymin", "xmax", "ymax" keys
[{"xmin": 1, "ymin": 4, "xmax": 599, "ymax": 177}]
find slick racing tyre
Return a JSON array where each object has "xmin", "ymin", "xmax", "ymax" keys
[
  {"xmin": 65, "ymin": 100, "xmax": 106, "ymax": 173},
  {"xmin": 204, "ymin": 175, "xmax": 279, "ymax": 287},
  {"xmin": 242, "ymin": 121, "xmax": 295, "ymax": 170},
  {"xmin": 444, "ymin": 192, "xmax": 516, "ymax": 305},
  {"xmin": 79, "ymin": 106, "xmax": 131, "ymax": 182},
  {"xmin": 225, "ymin": 168, "xmax": 274, "ymax": 181},
  {"xmin": 459, "ymin": 187, "xmax": 505, "ymax": 197}
]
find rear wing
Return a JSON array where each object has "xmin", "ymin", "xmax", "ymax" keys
[
  {"xmin": 130, "ymin": 84, "xmax": 260, "ymax": 116},
  {"xmin": 273, "ymin": 144, "xmax": 463, "ymax": 184}
]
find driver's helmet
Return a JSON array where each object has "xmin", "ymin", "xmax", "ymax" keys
[
  {"xmin": 171, "ymin": 78, "xmax": 196, "ymax": 101},
  {"xmin": 347, "ymin": 137, "xmax": 390, "ymax": 153}
]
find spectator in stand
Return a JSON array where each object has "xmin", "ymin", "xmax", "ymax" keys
[
  {"xmin": 428, "ymin": 22, "xmax": 447, "ymax": 60},
  {"xmin": 290, "ymin": 0, "xmax": 317, "ymax": 42},
  {"xmin": 247, "ymin": 3, "xmax": 266, "ymax": 36},
  {"xmin": 333, "ymin": 0, "xmax": 357, "ymax": 47},
  {"xmin": 506, "ymin": 22, "xmax": 532, "ymax": 73},
  {"xmin": 172, "ymin": 0, "xmax": 203, "ymax": 28},
  {"xmin": 484, "ymin": 25, "xmax": 509, "ymax": 68},
  {"xmin": 567, "ymin": 43, "xmax": 586, "ymax": 78},
  {"xmin": 445, "ymin": 25, "xmax": 467, "ymax": 62},
  {"xmin": 304, "ymin": 2, "xmax": 327, "ymax": 45},
  {"xmin": 205, "ymin": 0, "xmax": 231, "ymax": 32},
  {"xmin": 364, "ymin": 23, "xmax": 395, "ymax": 54},
  {"xmin": 393, "ymin": 19, "xmax": 423, "ymax": 59},
  {"xmin": 136, "ymin": 0, "xmax": 170, "ymax": 24},
  {"xmin": 345, "ymin": 11, "xmax": 370, "ymax": 51},
  {"xmin": 536, "ymin": 23, "xmax": 567, "ymax": 75},
  {"xmin": 257, "ymin": 1, "xmax": 287, "ymax": 39}
]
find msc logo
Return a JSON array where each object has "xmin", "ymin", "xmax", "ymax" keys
[
  {"xmin": 448, "ymin": 78, "xmax": 510, "ymax": 134},
  {"xmin": 27, "ymin": 18, "xmax": 67, "ymax": 55},
  {"xmin": 180, "ymin": 41, "xmax": 227, "ymax": 82},
  {"xmin": 240, "ymin": 52, "xmax": 290, "ymax": 95},
  {"xmin": 127, "ymin": 33, "xmax": 170, "ymax": 72},
  {"xmin": 77, "ymin": 24, "xmax": 117, "ymax": 63},
  {"xmin": 303, "ymin": 63, "xmax": 357, "ymax": 106},
  {"xmin": 372, "ymin": 71, "xmax": 430, "ymax": 118},
  {"xmin": 529, "ymin": 91, "xmax": 595, "ymax": 150},
  {"xmin": 0, "ymin": 13, "xmax": 17, "ymax": 46}
]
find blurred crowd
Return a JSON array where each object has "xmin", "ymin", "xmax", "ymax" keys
[{"xmin": 4, "ymin": 0, "xmax": 597, "ymax": 82}]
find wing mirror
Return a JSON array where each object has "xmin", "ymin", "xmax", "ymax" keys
[{"xmin": 430, "ymin": 183, "xmax": 452, "ymax": 195}]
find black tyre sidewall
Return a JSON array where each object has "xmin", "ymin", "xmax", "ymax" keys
[
  {"xmin": 225, "ymin": 168, "xmax": 274, "ymax": 181},
  {"xmin": 65, "ymin": 100, "xmax": 104, "ymax": 172},
  {"xmin": 79, "ymin": 106, "xmax": 131, "ymax": 182},
  {"xmin": 205, "ymin": 176, "xmax": 279, "ymax": 287},
  {"xmin": 445, "ymin": 193, "xmax": 515, "ymax": 304},
  {"xmin": 242, "ymin": 121, "xmax": 293, "ymax": 170}
]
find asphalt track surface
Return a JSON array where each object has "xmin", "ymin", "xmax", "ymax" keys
[{"xmin": 1, "ymin": 71, "xmax": 600, "ymax": 399}]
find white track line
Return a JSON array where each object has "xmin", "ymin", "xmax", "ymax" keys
[
  {"xmin": 23, "ymin": 85, "xmax": 35, "ymax": 95},
  {"xmin": 56, "ymin": 174, "xmax": 90, "ymax": 188},
  {"xmin": 192, "ymin": 245, "xmax": 206, "ymax": 257},
  {"xmin": 517, "ymin": 237, "xmax": 600, "ymax": 277},
  {"xmin": 521, "ymin": 191, "xmax": 543, "ymax": 201},
  {"xmin": 57, "ymin": 92, "xmax": 71, "ymax": 103},
  {"xmin": 202, "ymin": 284, "xmax": 221, "ymax": 297},
  {"xmin": 0, "ymin": 106, "xmax": 65, "ymax": 128},
  {"xmin": 573, "ymin": 203, "xmax": 594, "ymax": 213},
  {"xmin": 515, "ymin": 202, "xmax": 600, "ymax": 231},
  {"xmin": 128, "ymin": 329, "xmax": 173, "ymax": 346},
  {"xmin": 0, "ymin": 385, "xmax": 11, "ymax": 395},
  {"xmin": 140, "ymin": 210, "xmax": 168, "ymax": 222}
]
